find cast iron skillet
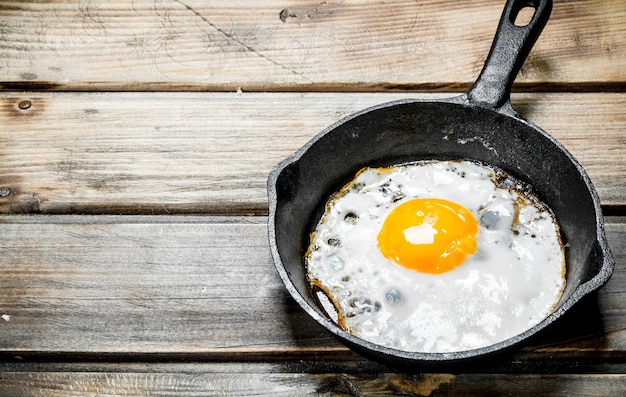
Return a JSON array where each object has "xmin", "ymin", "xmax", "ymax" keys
[{"xmin": 267, "ymin": 0, "xmax": 614, "ymax": 368}]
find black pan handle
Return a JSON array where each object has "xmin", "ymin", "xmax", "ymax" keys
[{"xmin": 467, "ymin": 0, "xmax": 552, "ymax": 111}]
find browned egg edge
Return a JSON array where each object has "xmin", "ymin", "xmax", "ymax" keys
[
  {"xmin": 308, "ymin": 278, "xmax": 350, "ymax": 332},
  {"xmin": 492, "ymin": 170, "xmax": 567, "ymax": 314},
  {"xmin": 304, "ymin": 159, "xmax": 567, "ymax": 336}
]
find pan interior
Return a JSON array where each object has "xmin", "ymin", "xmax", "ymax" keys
[{"xmin": 271, "ymin": 99, "xmax": 603, "ymax": 358}]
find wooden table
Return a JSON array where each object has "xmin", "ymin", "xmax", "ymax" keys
[{"xmin": 0, "ymin": 0, "xmax": 624, "ymax": 395}]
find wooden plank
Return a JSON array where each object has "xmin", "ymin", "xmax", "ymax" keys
[
  {"xmin": 0, "ymin": 370, "xmax": 625, "ymax": 396},
  {"xmin": 0, "ymin": 216, "xmax": 624, "ymax": 371},
  {"xmin": 0, "ymin": 216, "xmax": 339, "ymax": 355},
  {"xmin": 0, "ymin": 0, "xmax": 624, "ymax": 91},
  {"xmin": 0, "ymin": 92, "xmax": 624, "ymax": 214}
]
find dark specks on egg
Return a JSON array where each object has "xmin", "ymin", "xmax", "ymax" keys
[
  {"xmin": 351, "ymin": 182, "xmax": 366, "ymax": 192},
  {"xmin": 380, "ymin": 183, "xmax": 405, "ymax": 202},
  {"xmin": 380, "ymin": 183, "xmax": 392, "ymax": 196},
  {"xmin": 344, "ymin": 212, "xmax": 358, "ymax": 224},
  {"xmin": 348, "ymin": 297, "xmax": 382, "ymax": 315},
  {"xmin": 392, "ymin": 184, "xmax": 406, "ymax": 202},
  {"xmin": 327, "ymin": 237, "xmax": 341, "ymax": 247},
  {"xmin": 392, "ymin": 192, "xmax": 405, "ymax": 202},
  {"xmin": 306, "ymin": 160, "xmax": 566, "ymax": 352}
]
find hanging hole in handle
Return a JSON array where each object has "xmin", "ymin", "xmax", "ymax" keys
[{"xmin": 514, "ymin": 6, "xmax": 536, "ymax": 26}]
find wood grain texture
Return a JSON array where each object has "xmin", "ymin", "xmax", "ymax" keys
[
  {"xmin": 0, "ymin": 216, "xmax": 623, "ymax": 372},
  {"xmin": 0, "ymin": 0, "xmax": 624, "ymax": 91},
  {"xmin": 0, "ymin": 92, "xmax": 624, "ymax": 215},
  {"xmin": 1, "ymin": 370, "xmax": 625, "ymax": 396},
  {"xmin": 0, "ymin": 0, "xmax": 624, "ymax": 394}
]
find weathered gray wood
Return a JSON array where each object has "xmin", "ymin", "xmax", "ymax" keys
[
  {"xmin": 0, "ymin": 216, "xmax": 623, "ymax": 370},
  {"xmin": 0, "ymin": 369, "xmax": 625, "ymax": 396},
  {"xmin": 0, "ymin": 92, "xmax": 624, "ymax": 215},
  {"xmin": 0, "ymin": 216, "xmax": 338, "ymax": 355},
  {"xmin": 0, "ymin": 0, "xmax": 623, "ymax": 393},
  {"xmin": 0, "ymin": 0, "xmax": 624, "ymax": 91}
]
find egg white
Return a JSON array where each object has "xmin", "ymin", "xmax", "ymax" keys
[{"xmin": 305, "ymin": 160, "xmax": 566, "ymax": 353}]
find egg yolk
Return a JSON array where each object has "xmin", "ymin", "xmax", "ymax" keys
[{"xmin": 377, "ymin": 198, "xmax": 478, "ymax": 274}]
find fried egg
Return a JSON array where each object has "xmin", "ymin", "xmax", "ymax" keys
[{"xmin": 305, "ymin": 160, "xmax": 565, "ymax": 353}]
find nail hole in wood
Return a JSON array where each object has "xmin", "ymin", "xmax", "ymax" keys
[{"xmin": 18, "ymin": 100, "xmax": 32, "ymax": 110}]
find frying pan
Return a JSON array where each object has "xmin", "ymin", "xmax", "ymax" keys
[{"xmin": 267, "ymin": 0, "xmax": 614, "ymax": 367}]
